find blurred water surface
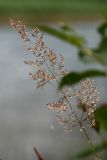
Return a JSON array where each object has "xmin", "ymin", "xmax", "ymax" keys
[{"xmin": 0, "ymin": 22, "xmax": 107, "ymax": 160}]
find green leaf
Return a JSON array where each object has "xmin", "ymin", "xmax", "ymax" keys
[
  {"xmin": 59, "ymin": 70, "xmax": 106, "ymax": 89},
  {"xmin": 98, "ymin": 21, "xmax": 107, "ymax": 37},
  {"xmin": 59, "ymin": 23, "xmax": 74, "ymax": 32},
  {"xmin": 71, "ymin": 142, "xmax": 107, "ymax": 160},
  {"xmin": 37, "ymin": 25, "xmax": 85, "ymax": 48},
  {"xmin": 96, "ymin": 20, "xmax": 107, "ymax": 57},
  {"xmin": 95, "ymin": 106, "xmax": 107, "ymax": 130},
  {"xmin": 97, "ymin": 37, "xmax": 107, "ymax": 54}
]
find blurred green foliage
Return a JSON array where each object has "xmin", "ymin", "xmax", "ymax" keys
[
  {"xmin": 0, "ymin": 0, "xmax": 107, "ymax": 18},
  {"xmin": 38, "ymin": 25, "xmax": 84, "ymax": 47},
  {"xmin": 71, "ymin": 142, "xmax": 107, "ymax": 160},
  {"xmin": 95, "ymin": 105, "xmax": 107, "ymax": 130},
  {"xmin": 59, "ymin": 70, "xmax": 106, "ymax": 89}
]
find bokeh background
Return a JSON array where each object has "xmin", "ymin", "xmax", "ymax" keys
[{"xmin": 0, "ymin": 0, "xmax": 107, "ymax": 160}]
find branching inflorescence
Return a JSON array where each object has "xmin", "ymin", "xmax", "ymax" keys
[
  {"xmin": 10, "ymin": 19, "xmax": 100, "ymax": 133},
  {"xmin": 10, "ymin": 19, "xmax": 103, "ymax": 159}
]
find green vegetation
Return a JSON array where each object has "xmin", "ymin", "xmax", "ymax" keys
[{"xmin": 0, "ymin": 0, "xmax": 107, "ymax": 19}]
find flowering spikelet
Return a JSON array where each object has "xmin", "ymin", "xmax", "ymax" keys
[
  {"xmin": 47, "ymin": 101, "xmax": 69, "ymax": 112},
  {"xmin": 24, "ymin": 60, "xmax": 43, "ymax": 67},
  {"xmin": 75, "ymin": 79, "xmax": 100, "ymax": 126},
  {"xmin": 47, "ymin": 86, "xmax": 76, "ymax": 132},
  {"xmin": 29, "ymin": 69, "xmax": 55, "ymax": 88},
  {"xmin": 10, "ymin": 18, "xmax": 29, "ymax": 41},
  {"xmin": 56, "ymin": 112, "xmax": 77, "ymax": 133},
  {"xmin": 47, "ymin": 49, "xmax": 57, "ymax": 65}
]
